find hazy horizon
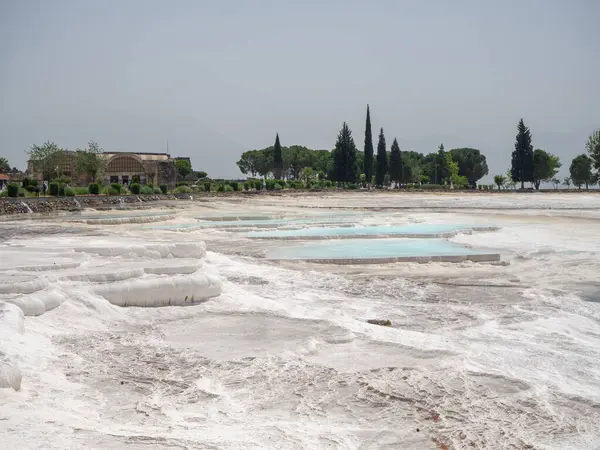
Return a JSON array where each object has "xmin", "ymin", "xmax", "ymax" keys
[{"xmin": 1, "ymin": 0, "xmax": 599, "ymax": 181}]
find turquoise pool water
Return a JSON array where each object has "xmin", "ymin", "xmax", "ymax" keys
[
  {"xmin": 266, "ymin": 238, "xmax": 489, "ymax": 260},
  {"xmin": 249, "ymin": 224, "xmax": 495, "ymax": 238}
]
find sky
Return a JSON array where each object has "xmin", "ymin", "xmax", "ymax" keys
[{"xmin": 1, "ymin": 0, "xmax": 599, "ymax": 181}]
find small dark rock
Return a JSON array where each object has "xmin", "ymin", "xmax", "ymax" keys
[{"xmin": 367, "ymin": 319, "xmax": 392, "ymax": 327}]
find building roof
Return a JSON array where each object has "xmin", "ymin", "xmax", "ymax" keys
[
  {"xmin": 103, "ymin": 152, "xmax": 170, "ymax": 161},
  {"xmin": 0, "ymin": 174, "xmax": 9, "ymax": 181}
]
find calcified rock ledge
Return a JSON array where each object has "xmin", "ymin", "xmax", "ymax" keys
[{"xmin": 0, "ymin": 239, "xmax": 222, "ymax": 392}]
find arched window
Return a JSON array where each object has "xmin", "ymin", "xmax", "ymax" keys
[{"xmin": 106, "ymin": 156, "xmax": 145, "ymax": 173}]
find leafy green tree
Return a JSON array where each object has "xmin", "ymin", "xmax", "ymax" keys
[
  {"xmin": 511, "ymin": 119, "xmax": 534, "ymax": 188},
  {"xmin": 273, "ymin": 133, "xmax": 283, "ymax": 179},
  {"xmin": 0, "ymin": 157, "xmax": 10, "ymax": 173},
  {"xmin": 494, "ymin": 174, "xmax": 506, "ymax": 190},
  {"xmin": 363, "ymin": 105, "xmax": 374, "ymax": 187},
  {"xmin": 76, "ymin": 141, "xmax": 106, "ymax": 182},
  {"xmin": 448, "ymin": 148, "xmax": 489, "ymax": 187},
  {"xmin": 300, "ymin": 167, "xmax": 316, "ymax": 184},
  {"xmin": 562, "ymin": 176, "xmax": 571, "ymax": 189},
  {"xmin": 237, "ymin": 149, "xmax": 269, "ymax": 177},
  {"xmin": 532, "ymin": 149, "xmax": 561, "ymax": 189},
  {"xmin": 26, "ymin": 141, "xmax": 64, "ymax": 181},
  {"xmin": 389, "ymin": 138, "xmax": 403, "ymax": 187},
  {"xmin": 375, "ymin": 128, "xmax": 388, "ymax": 187},
  {"xmin": 585, "ymin": 129, "xmax": 600, "ymax": 175},
  {"xmin": 332, "ymin": 122, "xmax": 359, "ymax": 183},
  {"xmin": 569, "ymin": 154, "xmax": 593, "ymax": 189},
  {"xmin": 175, "ymin": 159, "xmax": 192, "ymax": 180},
  {"xmin": 505, "ymin": 168, "xmax": 517, "ymax": 190}
]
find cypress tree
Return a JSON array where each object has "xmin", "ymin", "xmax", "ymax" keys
[
  {"xmin": 363, "ymin": 105, "xmax": 374, "ymax": 186},
  {"xmin": 389, "ymin": 138, "xmax": 403, "ymax": 188},
  {"xmin": 375, "ymin": 128, "xmax": 388, "ymax": 188},
  {"xmin": 333, "ymin": 122, "xmax": 359, "ymax": 183},
  {"xmin": 511, "ymin": 119, "xmax": 534, "ymax": 189},
  {"xmin": 273, "ymin": 133, "xmax": 283, "ymax": 179}
]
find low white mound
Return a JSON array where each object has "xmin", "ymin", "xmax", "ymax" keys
[
  {"xmin": 63, "ymin": 268, "xmax": 145, "ymax": 283},
  {"xmin": 0, "ymin": 301, "xmax": 25, "ymax": 333},
  {"xmin": 141, "ymin": 259, "xmax": 202, "ymax": 275},
  {"xmin": 93, "ymin": 272, "xmax": 222, "ymax": 307},
  {"xmin": 0, "ymin": 302, "xmax": 24, "ymax": 391},
  {"xmin": 74, "ymin": 242, "xmax": 207, "ymax": 259},
  {"xmin": 0, "ymin": 276, "xmax": 50, "ymax": 295},
  {"xmin": 0, "ymin": 353, "xmax": 21, "ymax": 391},
  {"xmin": 2, "ymin": 290, "xmax": 67, "ymax": 316}
]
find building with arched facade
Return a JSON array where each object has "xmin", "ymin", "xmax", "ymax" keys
[
  {"xmin": 103, "ymin": 152, "xmax": 176, "ymax": 187},
  {"xmin": 27, "ymin": 151, "xmax": 180, "ymax": 188}
]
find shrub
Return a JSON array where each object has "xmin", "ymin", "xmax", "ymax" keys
[
  {"xmin": 88, "ymin": 183, "xmax": 100, "ymax": 195},
  {"xmin": 58, "ymin": 184, "xmax": 66, "ymax": 196},
  {"xmin": 223, "ymin": 185, "xmax": 234, "ymax": 192},
  {"xmin": 173, "ymin": 185, "xmax": 192, "ymax": 194},
  {"xmin": 129, "ymin": 183, "xmax": 141, "ymax": 194},
  {"xmin": 22, "ymin": 178, "xmax": 30, "ymax": 188},
  {"xmin": 274, "ymin": 183, "xmax": 283, "ymax": 191},
  {"xmin": 160, "ymin": 184, "xmax": 167, "ymax": 194},
  {"xmin": 7, "ymin": 183, "xmax": 19, "ymax": 198},
  {"xmin": 176, "ymin": 181, "xmax": 189, "ymax": 187},
  {"xmin": 153, "ymin": 187, "xmax": 162, "ymax": 194},
  {"xmin": 140, "ymin": 185, "xmax": 154, "ymax": 194},
  {"xmin": 273, "ymin": 179, "xmax": 286, "ymax": 188},
  {"xmin": 49, "ymin": 182, "xmax": 59, "ymax": 196},
  {"xmin": 64, "ymin": 187, "xmax": 75, "ymax": 196},
  {"xmin": 73, "ymin": 187, "xmax": 88, "ymax": 195},
  {"xmin": 346, "ymin": 183, "xmax": 358, "ymax": 190},
  {"xmin": 203, "ymin": 182, "xmax": 211, "ymax": 192},
  {"xmin": 254, "ymin": 180, "xmax": 262, "ymax": 190},
  {"xmin": 217, "ymin": 184, "xmax": 225, "ymax": 192},
  {"xmin": 243, "ymin": 181, "xmax": 251, "ymax": 191},
  {"xmin": 265, "ymin": 180, "xmax": 276, "ymax": 191},
  {"xmin": 323, "ymin": 180, "xmax": 333, "ymax": 188},
  {"xmin": 104, "ymin": 186, "xmax": 120, "ymax": 196},
  {"xmin": 147, "ymin": 182, "xmax": 154, "ymax": 189},
  {"xmin": 229, "ymin": 181, "xmax": 240, "ymax": 191},
  {"xmin": 110, "ymin": 182, "xmax": 122, "ymax": 194}
]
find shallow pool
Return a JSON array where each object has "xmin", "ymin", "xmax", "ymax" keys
[{"xmin": 266, "ymin": 238, "xmax": 499, "ymax": 263}]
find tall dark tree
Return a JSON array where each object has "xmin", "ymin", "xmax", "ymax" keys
[
  {"xmin": 375, "ymin": 128, "xmax": 388, "ymax": 188},
  {"xmin": 273, "ymin": 133, "xmax": 283, "ymax": 179},
  {"xmin": 389, "ymin": 138, "xmax": 403, "ymax": 187},
  {"xmin": 363, "ymin": 105, "xmax": 374, "ymax": 186},
  {"xmin": 511, "ymin": 119, "xmax": 534, "ymax": 189},
  {"xmin": 332, "ymin": 122, "xmax": 359, "ymax": 183}
]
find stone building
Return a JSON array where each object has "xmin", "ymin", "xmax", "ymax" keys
[
  {"xmin": 103, "ymin": 152, "xmax": 177, "ymax": 188},
  {"xmin": 27, "ymin": 151, "xmax": 181, "ymax": 189}
]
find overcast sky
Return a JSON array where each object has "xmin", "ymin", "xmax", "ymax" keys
[{"xmin": 1, "ymin": 0, "xmax": 599, "ymax": 180}]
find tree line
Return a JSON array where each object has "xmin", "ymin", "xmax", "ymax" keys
[
  {"xmin": 496, "ymin": 119, "xmax": 600, "ymax": 190},
  {"xmin": 237, "ymin": 106, "xmax": 490, "ymax": 188}
]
